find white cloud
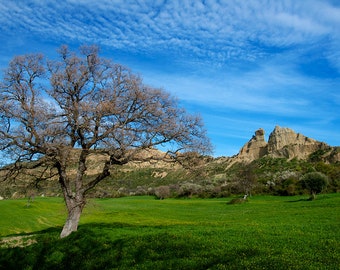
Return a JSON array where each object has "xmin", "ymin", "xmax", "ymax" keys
[
  {"xmin": 1, "ymin": 0, "xmax": 338, "ymax": 67},
  {"xmin": 274, "ymin": 12, "xmax": 328, "ymax": 35},
  {"xmin": 139, "ymin": 49, "xmax": 339, "ymax": 124},
  {"xmin": 0, "ymin": 0, "xmax": 339, "ymax": 154}
]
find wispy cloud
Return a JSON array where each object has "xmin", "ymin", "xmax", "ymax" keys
[
  {"xmin": 142, "ymin": 54, "xmax": 339, "ymax": 118},
  {"xmin": 0, "ymin": 0, "xmax": 339, "ymax": 155},
  {"xmin": 1, "ymin": 0, "xmax": 339, "ymax": 66}
]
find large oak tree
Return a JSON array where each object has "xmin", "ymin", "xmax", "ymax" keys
[{"xmin": 0, "ymin": 45, "xmax": 212, "ymax": 238}]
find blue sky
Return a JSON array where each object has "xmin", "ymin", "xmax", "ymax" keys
[{"xmin": 0, "ymin": 0, "xmax": 339, "ymax": 157}]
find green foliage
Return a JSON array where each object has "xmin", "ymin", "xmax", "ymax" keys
[
  {"xmin": 313, "ymin": 162, "xmax": 340, "ymax": 192},
  {"xmin": 225, "ymin": 157, "xmax": 340, "ymax": 196},
  {"xmin": 300, "ymin": 172, "xmax": 328, "ymax": 199},
  {"xmin": 227, "ymin": 197, "xmax": 248, "ymax": 204},
  {"xmin": 1, "ymin": 195, "xmax": 339, "ymax": 269},
  {"xmin": 309, "ymin": 149, "xmax": 327, "ymax": 162}
]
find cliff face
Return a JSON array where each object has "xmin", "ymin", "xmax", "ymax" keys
[
  {"xmin": 238, "ymin": 128, "xmax": 267, "ymax": 161},
  {"xmin": 267, "ymin": 126, "xmax": 329, "ymax": 159},
  {"xmin": 235, "ymin": 126, "xmax": 336, "ymax": 163}
]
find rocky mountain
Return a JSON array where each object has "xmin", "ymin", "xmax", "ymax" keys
[{"xmin": 234, "ymin": 125, "xmax": 339, "ymax": 164}]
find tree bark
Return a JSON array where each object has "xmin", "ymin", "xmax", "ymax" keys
[
  {"xmin": 56, "ymin": 151, "xmax": 110, "ymax": 238},
  {"xmin": 60, "ymin": 196, "xmax": 85, "ymax": 238}
]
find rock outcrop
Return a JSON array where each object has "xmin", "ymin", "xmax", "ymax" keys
[
  {"xmin": 267, "ymin": 126, "xmax": 328, "ymax": 159},
  {"xmin": 238, "ymin": 128, "xmax": 267, "ymax": 162},
  {"xmin": 234, "ymin": 125, "xmax": 334, "ymax": 163}
]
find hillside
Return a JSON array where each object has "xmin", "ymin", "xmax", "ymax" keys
[{"xmin": 0, "ymin": 126, "xmax": 339, "ymax": 199}]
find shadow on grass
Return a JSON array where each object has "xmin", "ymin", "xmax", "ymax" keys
[
  {"xmin": 285, "ymin": 194, "xmax": 332, "ymax": 203},
  {"xmin": 0, "ymin": 222, "xmax": 266, "ymax": 270},
  {"xmin": 2, "ymin": 226, "xmax": 62, "ymax": 239},
  {"xmin": 285, "ymin": 198, "xmax": 310, "ymax": 203}
]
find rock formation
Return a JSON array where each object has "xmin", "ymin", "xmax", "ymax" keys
[
  {"xmin": 235, "ymin": 125, "xmax": 333, "ymax": 163},
  {"xmin": 267, "ymin": 126, "xmax": 328, "ymax": 159},
  {"xmin": 238, "ymin": 128, "xmax": 267, "ymax": 162}
]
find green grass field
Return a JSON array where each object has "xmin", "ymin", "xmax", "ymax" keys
[{"xmin": 0, "ymin": 194, "xmax": 339, "ymax": 269}]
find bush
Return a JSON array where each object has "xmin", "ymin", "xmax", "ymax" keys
[
  {"xmin": 154, "ymin": 186, "xmax": 170, "ymax": 200},
  {"xmin": 135, "ymin": 186, "xmax": 147, "ymax": 196},
  {"xmin": 275, "ymin": 177, "xmax": 300, "ymax": 196},
  {"xmin": 227, "ymin": 196, "xmax": 248, "ymax": 204},
  {"xmin": 178, "ymin": 183, "xmax": 202, "ymax": 198},
  {"xmin": 300, "ymin": 172, "xmax": 328, "ymax": 200}
]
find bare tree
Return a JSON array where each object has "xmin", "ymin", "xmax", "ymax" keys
[{"xmin": 0, "ymin": 45, "xmax": 212, "ymax": 238}]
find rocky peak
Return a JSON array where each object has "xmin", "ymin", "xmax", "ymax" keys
[
  {"xmin": 267, "ymin": 125, "xmax": 328, "ymax": 159},
  {"xmin": 235, "ymin": 126, "xmax": 331, "ymax": 162},
  {"xmin": 268, "ymin": 126, "xmax": 317, "ymax": 152},
  {"xmin": 238, "ymin": 128, "xmax": 267, "ymax": 162}
]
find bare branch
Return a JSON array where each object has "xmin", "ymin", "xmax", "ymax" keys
[{"xmin": 0, "ymin": 45, "xmax": 212, "ymax": 238}]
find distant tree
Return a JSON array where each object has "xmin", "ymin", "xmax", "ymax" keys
[
  {"xmin": 300, "ymin": 172, "xmax": 328, "ymax": 200},
  {"xmin": 178, "ymin": 182, "xmax": 202, "ymax": 198},
  {"xmin": 154, "ymin": 185, "xmax": 170, "ymax": 200},
  {"xmin": 0, "ymin": 45, "xmax": 212, "ymax": 238},
  {"xmin": 237, "ymin": 165, "xmax": 257, "ymax": 196}
]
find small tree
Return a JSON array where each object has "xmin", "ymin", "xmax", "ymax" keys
[
  {"xmin": 154, "ymin": 185, "xmax": 170, "ymax": 200},
  {"xmin": 300, "ymin": 172, "xmax": 328, "ymax": 200},
  {"xmin": 0, "ymin": 45, "xmax": 212, "ymax": 238},
  {"xmin": 178, "ymin": 182, "xmax": 202, "ymax": 198},
  {"xmin": 237, "ymin": 165, "xmax": 257, "ymax": 197}
]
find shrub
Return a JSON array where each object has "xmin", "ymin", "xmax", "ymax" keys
[
  {"xmin": 154, "ymin": 186, "xmax": 170, "ymax": 200},
  {"xmin": 135, "ymin": 186, "xmax": 147, "ymax": 196},
  {"xmin": 300, "ymin": 172, "xmax": 328, "ymax": 200},
  {"xmin": 178, "ymin": 183, "xmax": 202, "ymax": 198},
  {"xmin": 227, "ymin": 196, "xmax": 248, "ymax": 204}
]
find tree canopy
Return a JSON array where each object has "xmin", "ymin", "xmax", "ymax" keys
[{"xmin": 301, "ymin": 172, "xmax": 328, "ymax": 200}]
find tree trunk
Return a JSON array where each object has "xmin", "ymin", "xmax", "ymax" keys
[
  {"xmin": 60, "ymin": 196, "xmax": 85, "ymax": 238},
  {"xmin": 56, "ymin": 150, "xmax": 111, "ymax": 238},
  {"xmin": 310, "ymin": 192, "xmax": 316, "ymax": 201}
]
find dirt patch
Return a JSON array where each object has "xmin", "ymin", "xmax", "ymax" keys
[
  {"xmin": 152, "ymin": 171, "xmax": 168, "ymax": 178},
  {"xmin": 0, "ymin": 235, "xmax": 37, "ymax": 248}
]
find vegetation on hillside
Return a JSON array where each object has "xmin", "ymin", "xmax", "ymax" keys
[{"xmin": 1, "ymin": 149, "xmax": 339, "ymax": 200}]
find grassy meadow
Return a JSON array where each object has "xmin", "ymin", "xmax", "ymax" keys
[{"xmin": 0, "ymin": 194, "xmax": 339, "ymax": 269}]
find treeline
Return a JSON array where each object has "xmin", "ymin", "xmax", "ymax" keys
[
  {"xmin": 88, "ymin": 156, "xmax": 339, "ymax": 199},
  {"xmin": 1, "ymin": 156, "xmax": 339, "ymax": 200}
]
